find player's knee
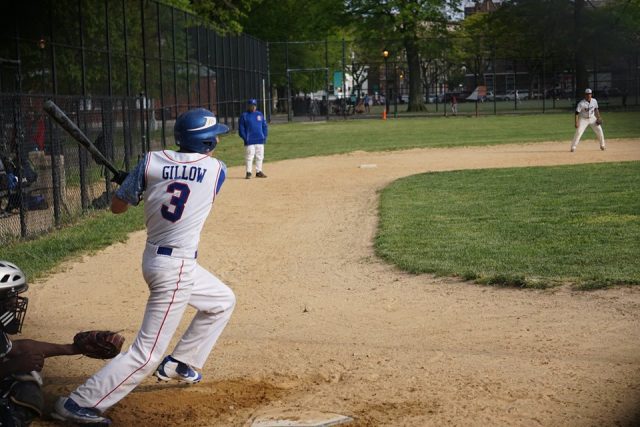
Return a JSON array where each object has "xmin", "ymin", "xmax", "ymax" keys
[{"xmin": 216, "ymin": 288, "xmax": 236, "ymax": 315}]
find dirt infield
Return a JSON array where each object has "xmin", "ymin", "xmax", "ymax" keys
[{"xmin": 30, "ymin": 139, "xmax": 640, "ymax": 426}]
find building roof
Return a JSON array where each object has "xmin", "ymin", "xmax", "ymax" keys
[{"xmin": 464, "ymin": 0, "xmax": 502, "ymax": 17}]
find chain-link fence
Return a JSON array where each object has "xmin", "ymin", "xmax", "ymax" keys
[
  {"xmin": 0, "ymin": 0, "xmax": 270, "ymax": 243},
  {"xmin": 0, "ymin": 0, "xmax": 269, "ymax": 138},
  {"xmin": 0, "ymin": 93, "xmax": 154, "ymax": 243},
  {"xmin": 267, "ymin": 39, "xmax": 640, "ymax": 122}
]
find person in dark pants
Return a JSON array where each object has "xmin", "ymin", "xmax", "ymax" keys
[
  {"xmin": 0, "ymin": 260, "xmax": 89, "ymax": 426},
  {"xmin": 238, "ymin": 99, "xmax": 268, "ymax": 179}
]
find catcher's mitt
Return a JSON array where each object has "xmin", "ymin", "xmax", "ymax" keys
[
  {"xmin": 596, "ymin": 118, "xmax": 603, "ymax": 126},
  {"xmin": 73, "ymin": 330, "xmax": 125, "ymax": 359}
]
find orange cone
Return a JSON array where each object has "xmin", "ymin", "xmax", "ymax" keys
[{"xmin": 382, "ymin": 110, "xmax": 387, "ymax": 120}]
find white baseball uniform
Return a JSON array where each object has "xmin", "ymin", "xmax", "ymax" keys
[
  {"xmin": 571, "ymin": 97, "xmax": 605, "ymax": 151},
  {"xmin": 69, "ymin": 150, "xmax": 235, "ymax": 413}
]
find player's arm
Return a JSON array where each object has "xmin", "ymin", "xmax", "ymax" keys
[
  {"xmin": 575, "ymin": 112, "xmax": 579, "ymax": 128},
  {"xmin": 262, "ymin": 117, "xmax": 268, "ymax": 140},
  {"xmin": 594, "ymin": 107, "xmax": 601, "ymax": 121},
  {"xmin": 0, "ymin": 339, "xmax": 80, "ymax": 376},
  {"xmin": 10, "ymin": 339, "xmax": 79, "ymax": 358},
  {"xmin": 238, "ymin": 114, "xmax": 247, "ymax": 141},
  {"xmin": 112, "ymin": 155, "xmax": 147, "ymax": 214}
]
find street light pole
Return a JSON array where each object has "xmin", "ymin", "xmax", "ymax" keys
[{"xmin": 382, "ymin": 49, "xmax": 390, "ymax": 116}]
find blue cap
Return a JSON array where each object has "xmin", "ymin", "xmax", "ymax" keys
[{"xmin": 247, "ymin": 98, "xmax": 257, "ymax": 105}]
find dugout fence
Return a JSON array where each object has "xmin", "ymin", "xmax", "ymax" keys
[
  {"xmin": 0, "ymin": 0, "xmax": 269, "ymax": 140},
  {"xmin": 0, "ymin": 0, "xmax": 269, "ymax": 243},
  {"xmin": 0, "ymin": 93, "xmax": 154, "ymax": 243}
]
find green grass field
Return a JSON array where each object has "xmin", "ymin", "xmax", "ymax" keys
[
  {"xmin": 214, "ymin": 111, "xmax": 640, "ymax": 166},
  {"xmin": 5, "ymin": 112, "xmax": 639, "ymax": 288},
  {"xmin": 376, "ymin": 162, "xmax": 640, "ymax": 289}
]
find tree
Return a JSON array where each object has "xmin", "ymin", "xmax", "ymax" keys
[
  {"xmin": 166, "ymin": 0, "xmax": 259, "ymax": 34},
  {"xmin": 346, "ymin": 0, "xmax": 462, "ymax": 112},
  {"xmin": 240, "ymin": 0, "xmax": 348, "ymax": 106},
  {"xmin": 476, "ymin": 0, "xmax": 640, "ymax": 100}
]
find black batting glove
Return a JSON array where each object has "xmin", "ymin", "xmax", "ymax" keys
[{"xmin": 111, "ymin": 170, "xmax": 129, "ymax": 186}]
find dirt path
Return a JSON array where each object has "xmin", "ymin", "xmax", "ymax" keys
[{"xmin": 30, "ymin": 139, "xmax": 640, "ymax": 426}]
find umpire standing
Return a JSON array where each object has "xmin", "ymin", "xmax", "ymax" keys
[{"xmin": 239, "ymin": 99, "xmax": 268, "ymax": 179}]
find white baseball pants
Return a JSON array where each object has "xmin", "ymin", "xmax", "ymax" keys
[
  {"xmin": 571, "ymin": 116, "xmax": 605, "ymax": 150},
  {"xmin": 69, "ymin": 244, "xmax": 235, "ymax": 413},
  {"xmin": 245, "ymin": 144, "xmax": 265, "ymax": 173}
]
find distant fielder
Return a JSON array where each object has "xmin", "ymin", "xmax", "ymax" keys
[
  {"xmin": 239, "ymin": 98, "xmax": 268, "ymax": 179},
  {"xmin": 570, "ymin": 88, "xmax": 606, "ymax": 152},
  {"xmin": 53, "ymin": 108, "xmax": 236, "ymax": 425}
]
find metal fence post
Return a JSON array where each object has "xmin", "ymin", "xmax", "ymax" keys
[
  {"xmin": 47, "ymin": 111, "xmax": 61, "ymax": 227},
  {"xmin": 122, "ymin": 0, "xmax": 131, "ymax": 98},
  {"xmin": 286, "ymin": 42, "xmax": 291, "ymax": 122},
  {"xmin": 77, "ymin": 100, "xmax": 89, "ymax": 212},
  {"xmin": 171, "ymin": 8, "xmax": 178, "ymax": 117},
  {"xmin": 13, "ymin": 96, "xmax": 27, "ymax": 237},
  {"xmin": 139, "ymin": 92, "xmax": 147, "ymax": 153},
  {"xmin": 266, "ymin": 42, "xmax": 271, "ymax": 122},
  {"xmin": 156, "ymin": 2, "xmax": 166, "ymax": 148},
  {"xmin": 342, "ymin": 39, "xmax": 346, "ymax": 118}
]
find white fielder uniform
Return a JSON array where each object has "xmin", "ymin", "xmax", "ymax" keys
[
  {"xmin": 571, "ymin": 97, "xmax": 605, "ymax": 151},
  {"xmin": 69, "ymin": 150, "xmax": 235, "ymax": 413}
]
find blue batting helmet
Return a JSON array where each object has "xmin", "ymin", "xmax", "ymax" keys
[
  {"xmin": 247, "ymin": 98, "xmax": 257, "ymax": 105},
  {"xmin": 174, "ymin": 108, "xmax": 229, "ymax": 153}
]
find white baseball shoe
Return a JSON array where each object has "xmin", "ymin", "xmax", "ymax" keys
[
  {"xmin": 51, "ymin": 397, "xmax": 111, "ymax": 425},
  {"xmin": 155, "ymin": 355, "xmax": 202, "ymax": 384}
]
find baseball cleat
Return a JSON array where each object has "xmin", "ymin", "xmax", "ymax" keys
[
  {"xmin": 600, "ymin": 145, "xmax": 606, "ymax": 151},
  {"xmin": 155, "ymin": 355, "xmax": 202, "ymax": 384},
  {"xmin": 570, "ymin": 147, "xmax": 576, "ymax": 152},
  {"xmin": 245, "ymin": 172, "xmax": 251, "ymax": 179},
  {"xmin": 51, "ymin": 397, "xmax": 111, "ymax": 425},
  {"xmin": 256, "ymin": 171, "xmax": 267, "ymax": 178}
]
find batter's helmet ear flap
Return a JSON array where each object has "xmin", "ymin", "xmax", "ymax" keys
[{"xmin": 174, "ymin": 108, "xmax": 229, "ymax": 154}]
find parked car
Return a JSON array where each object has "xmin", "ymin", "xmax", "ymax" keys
[
  {"xmin": 483, "ymin": 91, "xmax": 495, "ymax": 101},
  {"xmin": 400, "ymin": 94, "xmax": 438, "ymax": 103},
  {"xmin": 504, "ymin": 90, "xmax": 529, "ymax": 101},
  {"xmin": 492, "ymin": 92, "xmax": 508, "ymax": 101}
]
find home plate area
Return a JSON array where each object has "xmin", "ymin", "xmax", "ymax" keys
[{"xmin": 248, "ymin": 408, "xmax": 353, "ymax": 427}]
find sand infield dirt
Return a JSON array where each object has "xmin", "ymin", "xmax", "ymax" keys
[{"xmin": 29, "ymin": 138, "xmax": 640, "ymax": 426}]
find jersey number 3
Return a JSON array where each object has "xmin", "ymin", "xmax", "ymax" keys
[{"xmin": 161, "ymin": 182, "xmax": 191, "ymax": 222}]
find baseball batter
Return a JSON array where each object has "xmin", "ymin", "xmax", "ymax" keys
[
  {"xmin": 53, "ymin": 108, "xmax": 236, "ymax": 425},
  {"xmin": 571, "ymin": 88, "xmax": 606, "ymax": 152}
]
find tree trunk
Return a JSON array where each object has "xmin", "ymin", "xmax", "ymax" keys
[
  {"xmin": 405, "ymin": 37, "xmax": 427, "ymax": 112},
  {"xmin": 574, "ymin": 0, "xmax": 589, "ymax": 99}
]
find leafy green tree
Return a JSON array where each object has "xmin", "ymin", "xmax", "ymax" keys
[
  {"xmin": 346, "ymin": 0, "xmax": 461, "ymax": 112},
  {"xmin": 163, "ymin": 0, "xmax": 259, "ymax": 34},
  {"xmin": 473, "ymin": 0, "xmax": 640, "ymax": 99},
  {"xmin": 240, "ymin": 0, "xmax": 348, "ymax": 104}
]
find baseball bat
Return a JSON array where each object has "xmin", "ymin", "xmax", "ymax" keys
[{"xmin": 43, "ymin": 100, "xmax": 120, "ymax": 176}]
